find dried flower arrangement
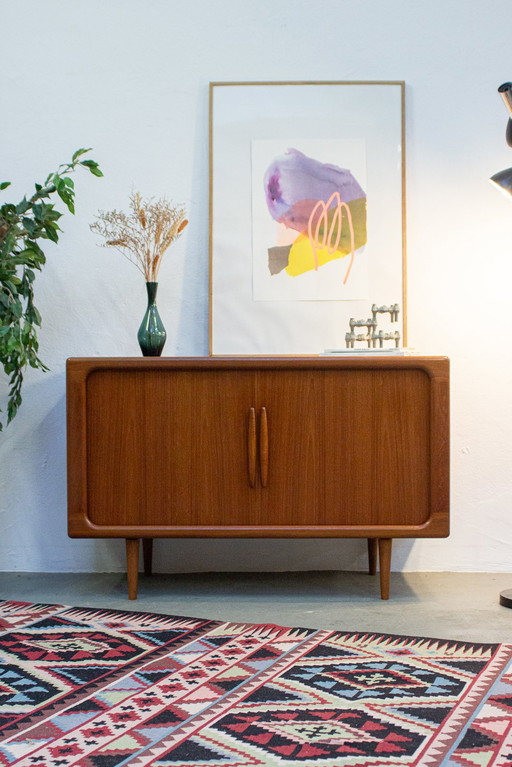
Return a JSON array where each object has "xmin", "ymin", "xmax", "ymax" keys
[{"xmin": 91, "ymin": 192, "xmax": 188, "ymax": 282}]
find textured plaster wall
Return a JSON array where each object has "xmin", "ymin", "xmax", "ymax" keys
[{"xmin": 1, "ymin": 0, "xmax": 511, "ymax": 574}]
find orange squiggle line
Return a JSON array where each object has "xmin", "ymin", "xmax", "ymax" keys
[{"xmin": 307, "ymin": 192, "xmax": 355, "ymax": 285}]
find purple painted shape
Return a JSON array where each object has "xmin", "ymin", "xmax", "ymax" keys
[{"xmin": 264, "ymin": 148, "xmax": 365, "ymax": 232}]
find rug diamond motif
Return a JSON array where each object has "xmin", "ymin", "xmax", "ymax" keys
[
  {"xmin": 215, "ymin": 706, "xmax": 424, "ymax": 759},
  {"xmin": 284, "ymin": 659, "xmax": 465, "ymax": 700}
]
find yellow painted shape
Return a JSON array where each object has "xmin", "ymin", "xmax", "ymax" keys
[{"xmin": 286, "ymin": 234, "xmax": 347, "ymax": 276}]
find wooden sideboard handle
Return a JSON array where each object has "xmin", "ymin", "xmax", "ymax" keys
[
  {"xmin": 259, "ymin": 407, "xmax": 269, "ymax": 487},
  {"xmin": 248, "ymin": 408, "xmax": 257, "ymax": 487}
]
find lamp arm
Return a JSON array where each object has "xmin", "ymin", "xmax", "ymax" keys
[
  {"xmin": 498, "ymin": 82, "xmax": 512, "ymax": 117},
  {"xmin": 506, "ymin": 118, "xmax": 512, "ymax": 148}
]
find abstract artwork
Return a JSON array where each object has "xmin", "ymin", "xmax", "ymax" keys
[
  {"xmin": 252, "ymin": 140, "xmax": 368, "ymax": 302},
  {"xmin": 210, "ymin": 82, "xmax": 405, "ymax": 355},
  {"xmin": 263, "ymin": 148, "xmax": 366, "ymax": 282}
]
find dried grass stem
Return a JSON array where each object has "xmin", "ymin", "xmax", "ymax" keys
[{"xmin": 91, "ymin": 192, "xmax": 188, "ymax": 281}]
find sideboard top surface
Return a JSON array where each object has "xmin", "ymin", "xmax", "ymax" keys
[{"xmin": 67, "ymin": 355, "xmax": 449, "ymax": 377}]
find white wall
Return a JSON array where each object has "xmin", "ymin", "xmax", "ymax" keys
[{"xmin": 1, "ymin": 0, "xmax": 511, "ymax": 574}]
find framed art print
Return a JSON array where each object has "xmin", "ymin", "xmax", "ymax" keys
[{"xmin": 209, "ymin": 81, "xmax": 406, "ymax": 355}]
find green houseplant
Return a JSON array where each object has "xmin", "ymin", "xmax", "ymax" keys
[{"xmin": 0, "ymin": 149, "xmax": 103, "ymax": 430}]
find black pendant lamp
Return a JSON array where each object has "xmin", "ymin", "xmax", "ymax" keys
[
  {"xmin": 493, "ymin": 83, "xmax": 512, "ymax": 606},
  {"xmin": 490, "ymin": 82, "xmax": 512, "ymax": 197}
]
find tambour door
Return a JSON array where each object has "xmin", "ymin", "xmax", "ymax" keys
[
  {"xmin": 83, "ymin": 367, "xmax": 260, "ymax": 529},
  {"xmin": 252, "ymin": 366, "xmax": 431, "ymax": 530},
  {"xmin": 322, "ymin": 367, "xmax": 432, "ymax": 529},
  {"xmin": 252, "ymin": 369, "xmax": 326, "ymax": 526}
]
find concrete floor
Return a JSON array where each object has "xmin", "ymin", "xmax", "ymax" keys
[{"xmin": 1, "ymin": 570, "xmax": 512, "ymax": 644}]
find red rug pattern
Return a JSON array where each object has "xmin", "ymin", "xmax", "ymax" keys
[{"xmin": 0, "ymin": 600, "xmax": 511, "ymax": 765}]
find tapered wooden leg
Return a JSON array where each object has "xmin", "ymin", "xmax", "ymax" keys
[
  {"xmin": 378, "ymin": 538, "xmax": 392, "ymax": 600},
  {"xmin": 143, "ymin": 538, "xmax": 153, "ymax": 576},
  {"xmin": 126, "ymin": 538, "xmax": 140, "ymax": 600},
  {"xmin": 367, "ymin": 538, "xmax": 378, "ymax": 575}
]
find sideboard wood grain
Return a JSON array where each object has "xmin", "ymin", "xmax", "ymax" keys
[{"xmin": 66, "ymin": 356, "xmax": 449, "ymax": 599}]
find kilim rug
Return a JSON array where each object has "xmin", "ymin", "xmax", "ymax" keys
[{"xmin": 0, "ymin": 601, "xmax": 511, "ymax": 766}]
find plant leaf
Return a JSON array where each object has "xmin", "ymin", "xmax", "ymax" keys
[
  {"xmin": 15, "ymin": 198, "xmax": 30, "ymax": 215},
  {"xmin": 44, "ymin": 224, "xmax": 59, "ymax": 242},
  {"xmin": 22, "ymin": 217, "xmax": 37, "ymax": 236},
  {"xmin": 80, "ymin": 160, "xmax": 104, "ymax": 177},
  {"xmin": 72, "ymin": 148, "xmax": 91, "ymax": 162}
]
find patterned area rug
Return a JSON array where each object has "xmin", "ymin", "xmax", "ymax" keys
[{"xmin": 0, "ymin": 601, "xmax": 511, "ymax": 766}]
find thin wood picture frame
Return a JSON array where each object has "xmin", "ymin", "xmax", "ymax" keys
[{"xmin": 209, "ymin": 81, "xmax": 406, "ymax": 355}]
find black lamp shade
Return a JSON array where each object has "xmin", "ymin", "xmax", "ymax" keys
[{"xmin": 490, "ymin": 167, "xmax": 512, "ymax": 196}]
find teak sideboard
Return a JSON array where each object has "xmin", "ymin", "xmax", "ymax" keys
[{"xmin": 66, "ymin": 356, "xmax": 449, "ymax": 600}]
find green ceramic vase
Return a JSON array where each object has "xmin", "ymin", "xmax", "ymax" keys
[{"xmin": 137, "ymin": 282, "xmax": 166, "ymax": 356}]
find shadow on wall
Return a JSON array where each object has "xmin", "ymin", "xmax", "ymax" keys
[
  {"xmin": 140, "ymin": 537, "xmax": 418, "ymax": 575},
  {"xmin": 174, "ymin": 84, "xmax": 209, "ymax": 357},
  {"xmin": 0, "ymin": 372, "xmax": 70, "ymax": 571}
]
